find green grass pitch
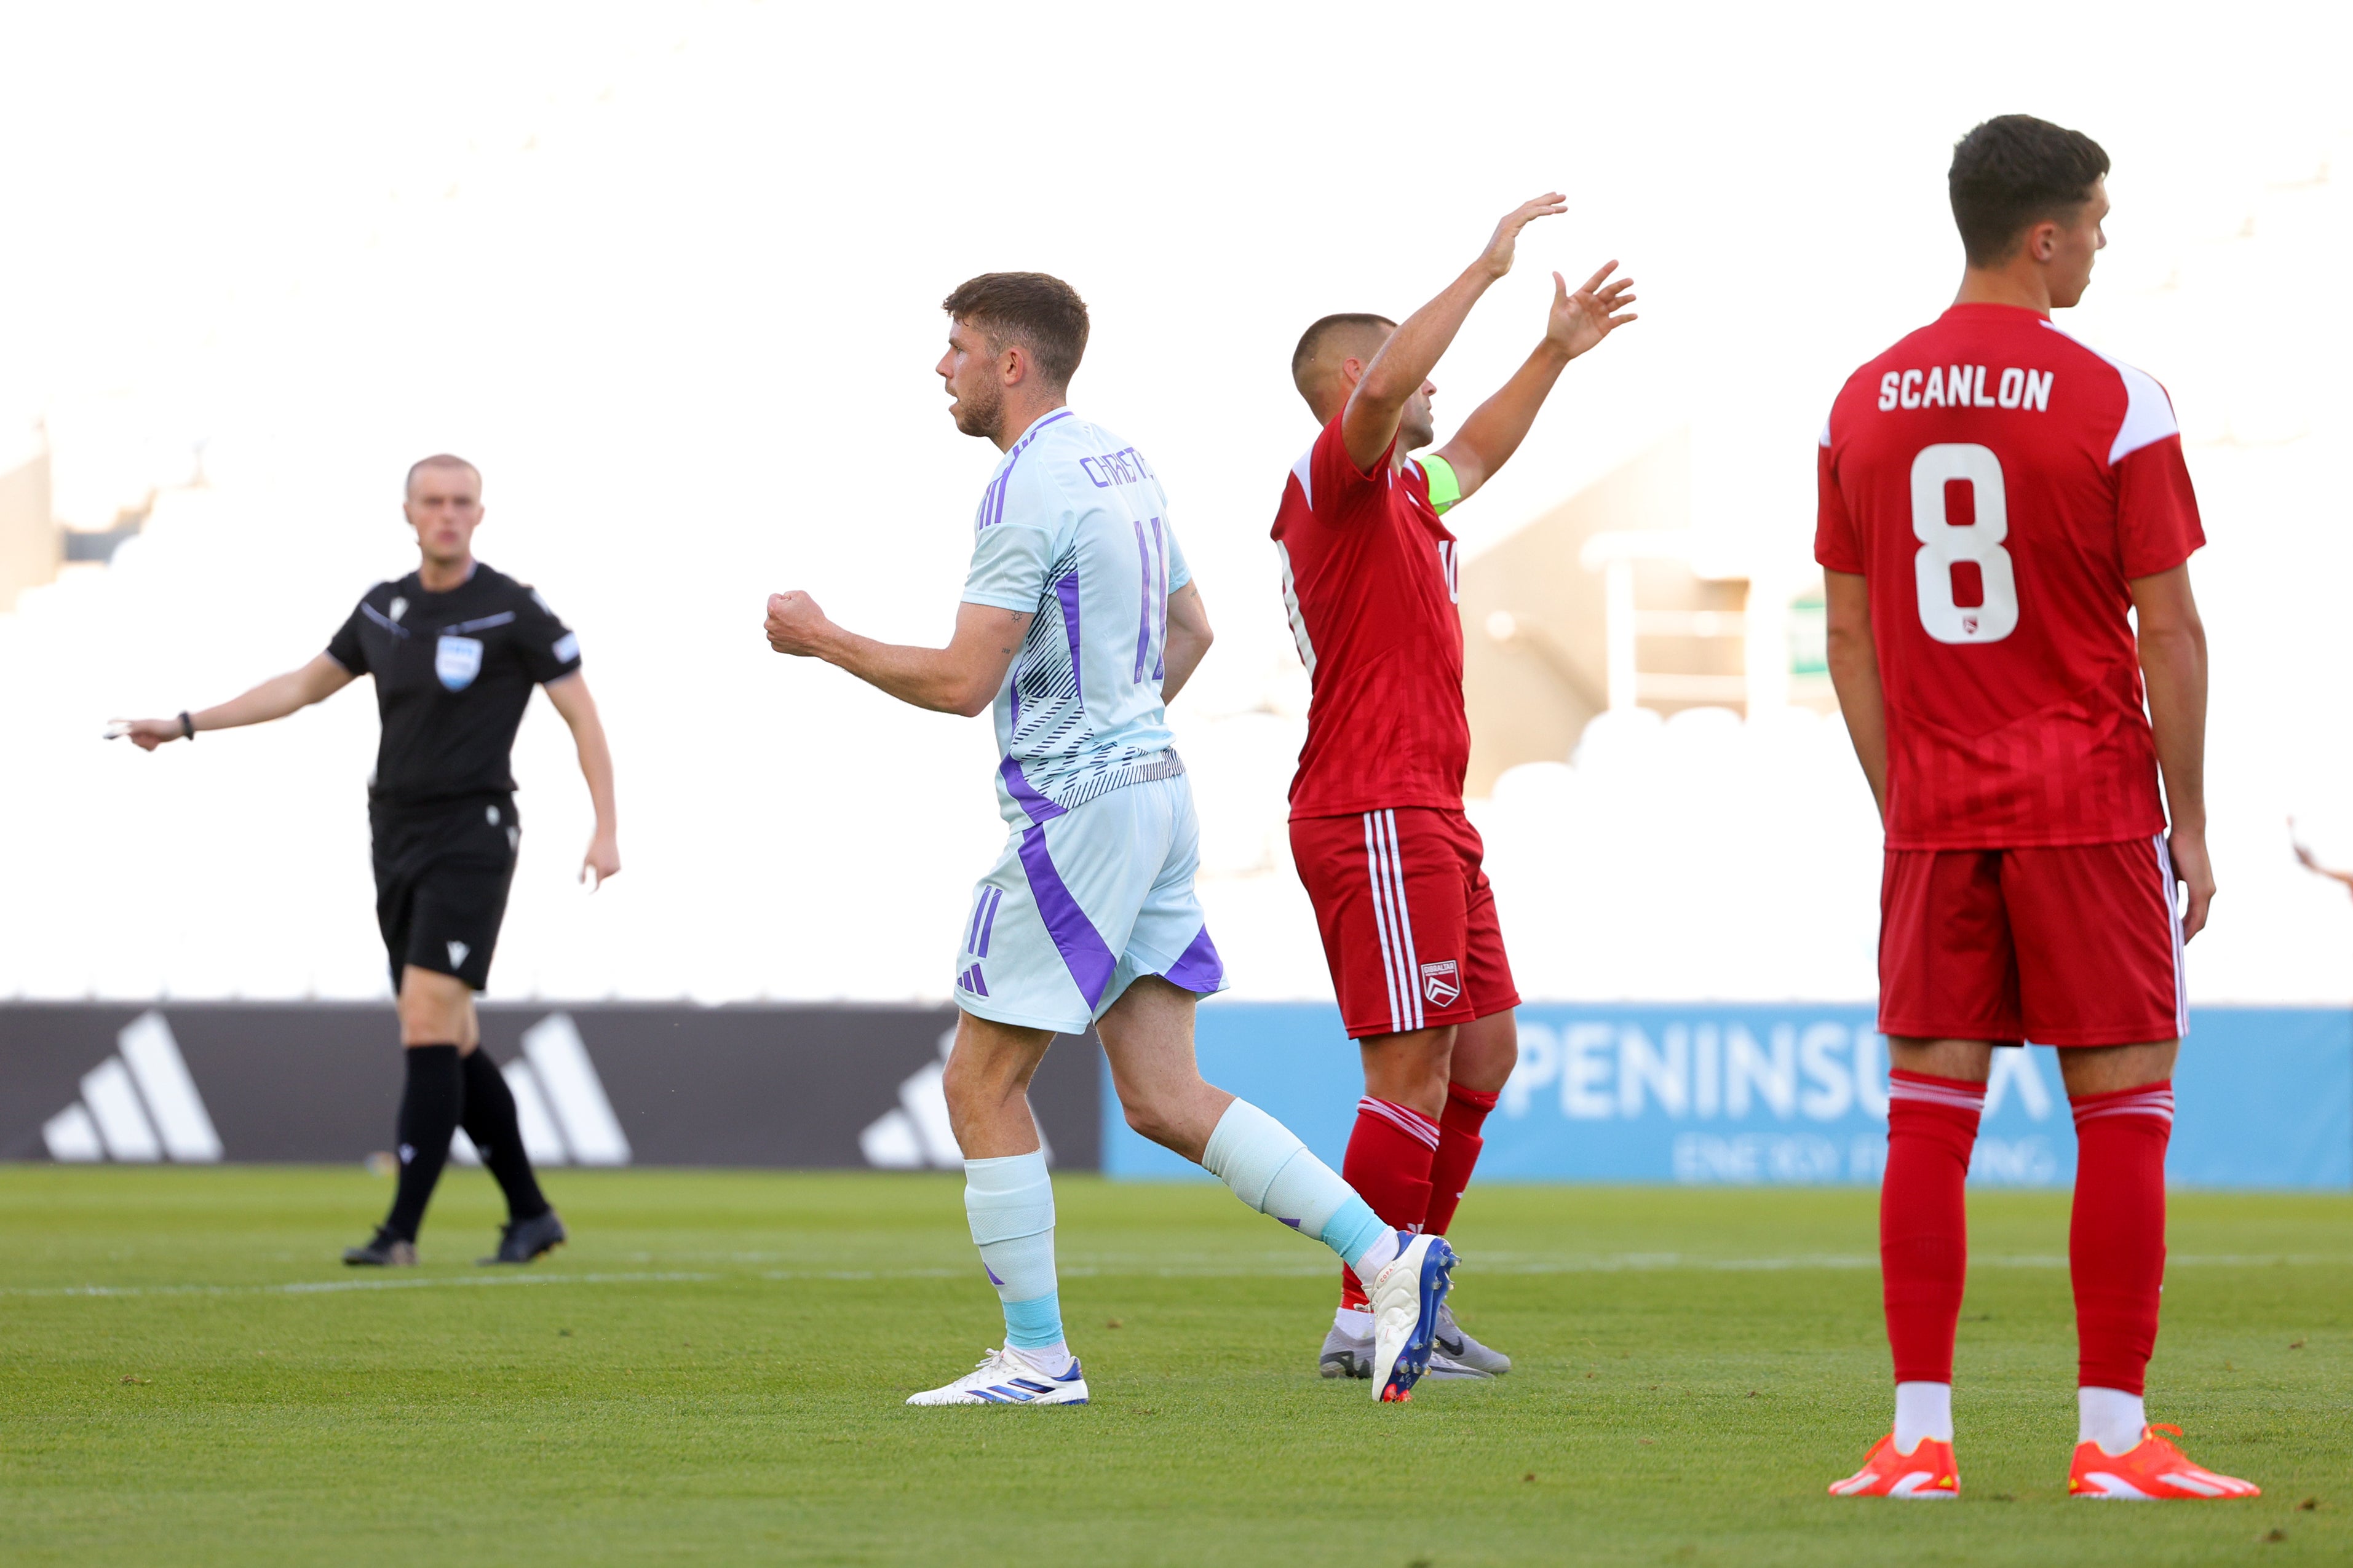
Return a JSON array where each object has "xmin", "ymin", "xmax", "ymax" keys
[{"xmin": 0, "ymin": 1167, "xmax": 2344, "ymax": 1565}]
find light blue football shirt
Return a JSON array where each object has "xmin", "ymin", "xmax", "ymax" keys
[{"xmin": 961, "ymin": 408, "xmax": 1193, "ymax": 828}]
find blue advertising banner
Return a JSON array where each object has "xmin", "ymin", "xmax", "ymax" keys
[{"xmin": 1104, "ymin": 1004, "xmax": 2352, "ymax": 1190}]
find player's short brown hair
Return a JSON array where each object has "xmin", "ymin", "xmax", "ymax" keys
[
  {"xmin": 941, "ymin": 272, "xmax": 1090, "ymax": 388},
  {"xmin": 1948, "ymin": 115, "xmax": 2110, "ymax": 267},
  {"xmin": 405, "ymin": 453, "xmax": 481, "ymax": 498},
  {"xmin": 1290, "ymin": 313, "xmax": 1396, "ymax": 400}
]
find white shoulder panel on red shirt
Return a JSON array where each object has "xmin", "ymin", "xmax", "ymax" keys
[{"xmin": 2040, "ymin": 320, "xmax": 2179, "ymax": 465}]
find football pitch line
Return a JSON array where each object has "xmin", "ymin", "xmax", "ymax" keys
[
  {"xmin": 4, "ymin": 1176, "xmax": 2341, "ymax": 1564},
  {"xmin": 9, "ymin": 1249, "xmax": 2346, "ymax": 1301}
]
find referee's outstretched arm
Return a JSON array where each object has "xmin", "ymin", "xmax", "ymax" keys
[
  {"xmin": 113, "ymin": 651, "xmax": 619, "ymax": 889},
  {"xmin": 542, "ymin": 671, "xmax": 621, "ymax": 889},
  {"xmin": 2290, "ymin": 820, "xmax": 2353, "ymax": 901},
  {"xmin": 113, "ymin": 653, "xmax": 357, "ymax": 748}
]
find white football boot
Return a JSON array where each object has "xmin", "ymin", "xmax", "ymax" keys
[
  {"xmin": 905, "ymin": 1347, "xmax": 1089, "ymax": 1406},
  {"xmin": 1367, "ymin": 1232, "xmax": 1458, "ymax": 1402}
]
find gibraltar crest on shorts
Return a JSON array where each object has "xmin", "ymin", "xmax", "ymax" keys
[
  {"xmin": 435, "ymin": 634, "xmax": 484, "ymax": 691},
  {"xmin": 1420, "ymin": 959, "xmax": 1461, "ymax": 1007}
]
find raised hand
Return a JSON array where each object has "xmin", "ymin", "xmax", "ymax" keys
[
  {"xmin": 1546, "ymin": 261, "xmax": 1638, "ymax": 360},
  {"xmin": 1478, "ymin": 192, "xmax": 1568, "ymax": 280}
]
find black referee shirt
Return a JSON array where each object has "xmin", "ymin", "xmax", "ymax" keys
[{"xmin": 325, "ymin": 562, "xmax": 583, "ymax": 807}]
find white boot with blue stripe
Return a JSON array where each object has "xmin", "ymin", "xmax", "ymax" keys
[{"xmin": 907, "ymin": 1345, "xmax": 1090, "ymax": 1407}]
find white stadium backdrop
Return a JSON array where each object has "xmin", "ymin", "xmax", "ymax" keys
[{"xmin": 0, "ymin": 2, "xmax": 2348, "ymax": 1007}]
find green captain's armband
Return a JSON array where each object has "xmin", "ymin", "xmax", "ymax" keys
[{"xmin": 1419, "ymin": 453, "xmax": 1462, "ymax": 515}]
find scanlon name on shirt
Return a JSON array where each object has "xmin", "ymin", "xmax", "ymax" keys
[{"xmin": 1876, "ymin": 365, "xmax": 2055, "ymax": 413}]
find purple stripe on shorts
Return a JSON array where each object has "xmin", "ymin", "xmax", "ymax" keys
[
  {"xmin": 1015, "ymin": 825, "xmax": 1117, "ymax": 1008},
  {"xmin": 977, "ymin": 888, "xmax": 1001, "ymax": 958},
  {"xmin": 1160, "ymin": 923, "xmax": 1224, "ymax": 994},
  {"xmin": 998, "ymin": 755, "xmax": 1065, "ymax": 824},
  {"xmin": 1055, "ymin": 572, "xmax": 1084, "ymax": 705}
]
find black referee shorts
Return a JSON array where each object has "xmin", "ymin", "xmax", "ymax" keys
[{"xmin": 370, "ymin": 793, "xmax": 521, "ymax": 994}]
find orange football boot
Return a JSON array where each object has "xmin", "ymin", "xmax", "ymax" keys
[
  {"xmin": 2069, "ymin": 1424, "xmax": 2260, "ymax": 1499},
  {"xmin": 1827, "ymin": 1433, "xmax": 1960, "ymax": 1499}
]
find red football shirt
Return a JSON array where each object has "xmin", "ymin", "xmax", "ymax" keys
[
  {"xmin": 1272, "ymin": 414, "xmax": 1467, "ymax": 819},
  {"xmin": 1816, "ymin": 303, "xmax": 2205, "ymax": 850}
]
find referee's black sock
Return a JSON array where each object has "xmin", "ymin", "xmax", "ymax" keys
[
  {"xmin": 383, "ymin": 1045, "xmax": 463, "ymax": 1243},
  {"xmin": 459, "ymin": 1047, "xmax": 551, "ymax": 1222}
]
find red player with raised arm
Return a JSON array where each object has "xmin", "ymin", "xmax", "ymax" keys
[
  {"xmin": 1820, "ymin": 116, "xmax": 2256, "ymax": 1502},
  {"xmin": 1274, "ymin": 196, "xmax": 1633, "ymax": 1380}
]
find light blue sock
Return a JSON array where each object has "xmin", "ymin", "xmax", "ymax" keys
[
  {"xmin": 964, "ymin": 1150, "xmax": 1066, "ymax": 1359},
  {"xmin": 1201, "ymin": 1099, "xmax": 1397, "ymax": 1278}
]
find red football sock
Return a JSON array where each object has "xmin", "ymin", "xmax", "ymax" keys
[
  {"xmin": 1337, "ymin": 1096, "xmax": 1440, "ymax": 1310},
  {"xmin": 1881, "ymin": 1069, "xmax": 1985, "ymax": 1385},
  {"xmin": 1421, "ymin": 1082, "xmax": 1499, "ymax": 1238},
  {"xmin": 2069, "ymin": 1080, "xmax": 2173, "ymax": 1396}
]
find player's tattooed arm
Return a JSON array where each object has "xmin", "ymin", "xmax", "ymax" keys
[
  {"xmin": 1435, "ymin": 261, "xmax": 1637, "ymax": 502},
  {"xmin": 765, "ymin": 591, "xmax": 1032, "ymax": 718},
  {"xmin": 1341, "ymin": 192, "xmax": 1567, "ymax": 473},
  {"xmin": 1822, "ymin": 571, "xmax": 1890, "ymax": 820},
  {"xmin": 1160, "ymin": 582, "xmax": 1213, "ymax": 703},
  {"xmin": 111, "ymin": 653, "xmax": 357, "ymax": 750},
  {"xmin": 2132, "ymin": 563, "xmax": 2213, "ymax": 939}
]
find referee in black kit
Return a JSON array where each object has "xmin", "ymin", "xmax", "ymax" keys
[{"xmin": 116, "ymin": 454, "xmax": 620, "ymax": 1266}]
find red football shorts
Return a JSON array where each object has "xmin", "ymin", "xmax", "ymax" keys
[
  {"xmin": 1878, "ymin": 834, "xmax": 2188, "ymax": 1047},
  {"xmin": 1290, "ymin": 807, "xmax": 1520, "ymax": 1040}
]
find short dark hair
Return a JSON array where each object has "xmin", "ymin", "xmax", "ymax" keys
[
  {"xmin": 1948, "ymin": 115, "xmax": 2110, "ymax": 267},
  {"xmin": 405, "ymin": 453, "xmax": 480, "ymax": 497},
  {"xmin": 1290, "ymin": 312, "xmax": 1395, "ymax": 394},
  {"xmin": 940, "ymin": 272, "xmax": 1090, "ymax": 387}
]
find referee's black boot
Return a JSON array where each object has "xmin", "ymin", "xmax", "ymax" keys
[
  {"xmin": 478, "ymin": 1210, "xmax": 566, "ymax": 1266},
  {"xmin": 343, "ymin": 1227, "xmax": 418, "ymax": 1267}
]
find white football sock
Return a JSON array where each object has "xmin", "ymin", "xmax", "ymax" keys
[
  {"xmin": 1200, "ymin": 1098, "xmax": 1394, "ymax": 1273},
  {"xmin": 1008, "ymin": 1340, "xmax": 1074, "ymax": 1377},
  {"xmin": 1333, "ymin": 1305, "xmax": 1373, "ymax": 1336},
  {"xmin": 1351, "ymin": 1229, "xmax": 1402, "ymax": 1281},
  {"xmin": 962, "ymin": 1152, "xmax": 1065, "ymax": 1358},
  {"xmin": 1894, "ymin": 1381, "xmax": 1953, "ymax": 1449},
  {"xmin": 2079, "ymin": 1386, "xmax": 2146, "ymax": 1454}
]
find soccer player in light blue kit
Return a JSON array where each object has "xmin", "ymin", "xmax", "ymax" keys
[{"xmin": 764, "ymin": 272, "xmax": 1455, "ymax": 1404}]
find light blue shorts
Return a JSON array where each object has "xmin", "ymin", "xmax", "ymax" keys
[{"xmin": 953, "ymin": 774, "xmax": 1228, "ymax": 1034}]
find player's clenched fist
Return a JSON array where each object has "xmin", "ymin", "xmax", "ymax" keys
[
  {"xmin": 1478, "ymin": 192, "xmax": 1568, "ymax": 279},
  {"xmin": 764, "ymin": 590, "xmax": 833, "ymax": 657}
]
